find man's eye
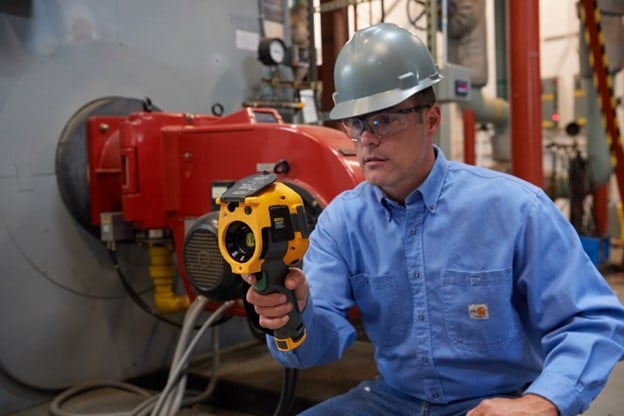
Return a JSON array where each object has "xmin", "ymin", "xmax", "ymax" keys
[
  {"xmin": 385, "ymin": 115, "xmax": 403, "ymax": 127},
  {"xmin": 374, "ymin": 115, "xmax": 393, "ymax": 126}
]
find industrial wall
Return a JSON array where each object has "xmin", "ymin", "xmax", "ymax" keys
[
  {"xmin": 0, "ymin": 1, "xmax": 282, "ymax": 412},
  {"xmin": 344, "ymin": 0, "xmax": 623, "ymax": 174}
]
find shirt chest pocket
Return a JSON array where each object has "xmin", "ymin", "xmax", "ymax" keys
[
  {"xmin": 442, "ymin": 268, "xmax": 518, "ymax": 351},
  {"xmin": 350, "ymin": 273, "xmax": 408, "ymax": 347}
]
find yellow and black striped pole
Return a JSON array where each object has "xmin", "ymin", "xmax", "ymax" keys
[{"xmin": 579, "ymin": 0, "xmax": 624, "ymax": 200}]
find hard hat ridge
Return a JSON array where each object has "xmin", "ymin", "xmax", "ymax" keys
[{"xmin": 330, "ymin": 22, "xmax": 442, "ymax": 120}]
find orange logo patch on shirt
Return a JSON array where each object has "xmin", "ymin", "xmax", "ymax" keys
[{"xmin": 468, "ymin": 304, "xmax": 489, "ymax": 320}]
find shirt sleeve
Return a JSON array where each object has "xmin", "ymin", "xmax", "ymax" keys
[
  {"xmin": 518, "ymin": 191, "xmax": 624, "ymax": 415},
  {"xmin": 265, "ymin": 207, "xmax": 358, "ymax": 368}
]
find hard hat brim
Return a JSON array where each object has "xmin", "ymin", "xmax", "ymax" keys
[{"xmin": 329, "ymin": 76, "xmax": 442, "ymax": 120}]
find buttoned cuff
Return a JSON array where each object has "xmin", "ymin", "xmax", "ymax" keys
[{"xmin": 524, "ymin": 372, "xmax": 587, "ymax": 416}]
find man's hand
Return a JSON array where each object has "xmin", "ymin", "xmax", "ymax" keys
[
  {"xmin": 242, "ymin": 267, "xmax": 309, "ymax": 331},
  {"xmin": 466, "ymin": 394, "xmax": 559, "ymax": 416}
]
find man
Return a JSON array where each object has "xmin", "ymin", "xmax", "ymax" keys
[{"xmin": 244, "ymin": 23, "xmax": 624, "ymax": 415}]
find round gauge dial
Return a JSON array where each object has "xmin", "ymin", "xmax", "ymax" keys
[{"xmin": 258, "ymin": 37, "xmax": 287, "ymax": 66}]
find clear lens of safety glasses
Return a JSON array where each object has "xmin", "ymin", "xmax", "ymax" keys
[{"xmin": 341, "ymin": 105, "xmax": 428, "ymax": 142}]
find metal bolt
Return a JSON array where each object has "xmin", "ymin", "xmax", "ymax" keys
[{"xmin": 99, "ymin": 123, "xmax": 109, "ymax": 133}]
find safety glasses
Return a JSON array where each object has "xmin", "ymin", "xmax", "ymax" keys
[{"xmin": 341, "ymin": 105, "xmax": 428, "ymax": 142}]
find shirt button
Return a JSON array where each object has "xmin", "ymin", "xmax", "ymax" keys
[
  {"xmin": 421, "ymin": 356, "xmax": 429, "ymax": 364},
  {"xmin": 431, "ymin": 392, "xmax": 440, "ymax": 399},
  {"xmin": 418, "ymin": 313, "xmax": 425, "ymax": 321},
  {"xmin": 409, "ymin": 227, "xmax": 416, "ymax": 236},
  {"xmin": 413, "ymin": 271, "xmax": 420, "ymax": 278}
]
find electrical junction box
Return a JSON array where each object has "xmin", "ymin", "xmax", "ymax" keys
[{"xmin": 436, "ymin": 63, "xmax": 471, "ymax": 103}]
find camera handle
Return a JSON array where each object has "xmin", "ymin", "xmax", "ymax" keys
[{"xmin": 254, "ymin": 259, "xmax": 306, "ymax": 351}]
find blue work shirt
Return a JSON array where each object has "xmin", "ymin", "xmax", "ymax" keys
[{"xmin": 267, "ymin": 147, "xmax": 624, "ymax": 415}]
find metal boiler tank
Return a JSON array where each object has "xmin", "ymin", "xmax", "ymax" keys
[{"xmin": 0, "ymin": 1, "xmax": 337, "ymax": 412}]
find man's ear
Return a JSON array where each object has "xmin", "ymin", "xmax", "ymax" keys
[{"xmin": 425, "ymin": 104, "xmax": 442, "ymax": 133}]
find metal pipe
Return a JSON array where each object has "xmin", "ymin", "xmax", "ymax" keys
[
  {"xmin": 494, "ymin": 0, "xmax": 508, "ymax": 100},
  {"xmin": 307, "ymin": 0, "xmax": 318, "ymax": 83},
  {"xmin": 441, "ymin": 0, "xmax": 448, "ymax": 66},
  {"xmin": 594, "ymin": 184, "xmax": 608, "ymax": 236},
  {"xmin": 426, "ymin": 0, "xmax": 437, "ymax": 59},
  {"xmin": 508, "ymin": 0, "xmax": 543, "ymax": 187},
  {"xmin": 463, "ymin": 108, "xmax": 476, "ymax": 165}
]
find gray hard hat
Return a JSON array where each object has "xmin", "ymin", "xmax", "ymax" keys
[{"xmin": 329, "ymin": 23, "xmax": 442, "ymax": 120}]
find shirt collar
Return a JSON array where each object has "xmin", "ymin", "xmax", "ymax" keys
[
  {"xmin": 407, "ymin": 144, "xmax": 447, "ymax": 214},
  {"xmin": 374, "ymin": 145, "xmax": 448, "ymax": 217}
]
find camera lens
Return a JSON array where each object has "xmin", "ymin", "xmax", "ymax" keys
[{"xmin": 224, "ymin": 221, "xmax": 256, "ymax": 263}]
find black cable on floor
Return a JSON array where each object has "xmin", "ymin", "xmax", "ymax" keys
[
  {"xmin": 273, "ymin": 367, "xmax": 298, "ymax": 416},
  {"xmin": 111, "ymin": 247, "xmax": 299, "ymax": 415}
]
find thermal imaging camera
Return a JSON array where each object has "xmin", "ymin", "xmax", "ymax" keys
[{"xmin": 216, "ymin": 173, "xmax": 309, "ymax": 351}]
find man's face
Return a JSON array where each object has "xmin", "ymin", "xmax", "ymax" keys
[{"xmin": 345, "ymin": 100, "xmax": 441, "ymax": 202}]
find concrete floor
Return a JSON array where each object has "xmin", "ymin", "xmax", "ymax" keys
[
  {"xmin": 580, "ymin": 272, "xmax": 624, "ymax": 416},
  {"xmin": 9, "ymin": 273, "xmax": 624, "ymax": 416}
]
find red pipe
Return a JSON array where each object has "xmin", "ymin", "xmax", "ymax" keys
[
  {"xmin": 507, "ymin": 0, "xmax": 543, "ymax": 187},
  {"xmin": 463, "ymin": 109, "xmax": 476, "ymax": 165},
  {"xmin": 593, "ymin": 183, "xmax": 608, "ymax": 236}
]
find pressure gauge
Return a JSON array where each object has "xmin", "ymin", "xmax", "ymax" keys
[{"xmin": 258, "ymin": 37, "xmax": 287, "ymax": 66}]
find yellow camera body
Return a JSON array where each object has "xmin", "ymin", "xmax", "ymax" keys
[{"xmin": 216, "ymin": 180, "xmax": 309, "ymax": 274}]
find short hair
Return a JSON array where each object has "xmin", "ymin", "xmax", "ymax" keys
[{"xmin": 411, "ymin": 87, "xmax": 437, "ymax": 107}]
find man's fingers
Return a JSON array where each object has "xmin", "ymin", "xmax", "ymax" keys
[
  {"xmin": 241, "ymin": 273, "xmax": 256, "ymax": 285},
  {"xmin": 242, "ymin": 267, "xmax": 310, "ymax": 330},
  {"xmin": 246, "ymin": 288, "xmax": 286, "ymax": 307},
  {"xmin": 259, "ymin": 314, "xmax": 290, "ymax": 330},
  {"xmin": 285, "ymin": 268, "xmax": 310, "ymax": 311},
  {"xmin": 244, "ymin": 286, "xmax": 292, "ymax": 331}
]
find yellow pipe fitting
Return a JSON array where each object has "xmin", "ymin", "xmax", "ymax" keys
[{"xmin": 148, "ymin": 244, "xmax": 190, "ymax": 314}]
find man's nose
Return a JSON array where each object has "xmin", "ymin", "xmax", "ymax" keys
[{"xmin": 359, "ymin": 125, "xmax": 381, "ymax": 146}]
